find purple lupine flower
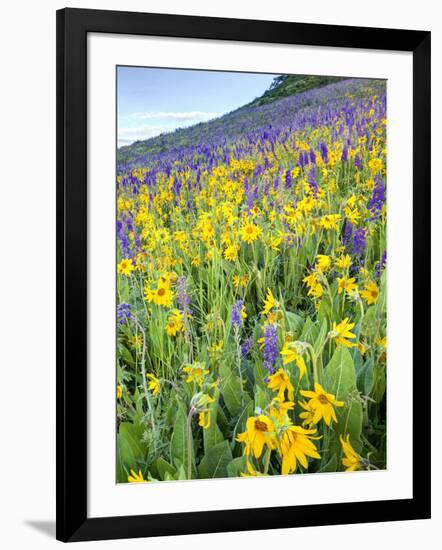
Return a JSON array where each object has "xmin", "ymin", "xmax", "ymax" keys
[
  {"xmin": 341, "ymin": 144, "xmax": 348, "ymax": 162},
  {"xmin": 117, "ymin": 302, "xmax": 132, "ymax": 325},
  {"xmin": 342, "ymin": 219, "xmax": 353, "ymax": 248},
  {"xmin": 172, "ymin": 177, "xmax": 182, "ymax": 200},
  {"xmin": 246, "ymin": 185, "xmax": 259, "ymax": 213},
  {"xmin": 319, "ymin": 141, "xmax": 329, "ymax": 163},
  {"xmin": 307, "ymin": 166, "xmax": 318, "ymax": 196},
  {"xmin": 298, "ymin": 150, "xmax": 309, "ymax": 169},
  {"xmin": 117, "ymin": 219, "xmax": 132, "ymax": 258},
  {"xmin": 298, "ymin": 152, "xmax": 306, "ymax": 169},
  {"xmin": 368, "ymin": 176, "xmax": 385, "ymax": 219},
  {"xmin": 353, "ymin": 228, "xmax": 367, "ymax": 256},
  {"xmin": 263, "ymin": 324, "xmax": 278, "ymax": 374},
  {"xmin": 285, "ymin": 169, "xmax": 292, "ymax": 189},
  {"xmin": 231, "ymin": 300, "xmax": 245, "ymax": 329},
  {"xmin": 375, "ymin": 250, "xmax": 387, "ymax": 278},
  {"xmin": 354, "ymin": 153, "xmax": 362, "ymax": 170},
  {"xmin": 309, "ymin": 148, "xmax": 316, "ymax": 164},
  {"xmin": 241, "ymin": 337, "xmax": 253, "ymax": 357}
]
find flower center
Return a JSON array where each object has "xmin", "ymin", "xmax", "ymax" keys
[
  {"xmin": 254, "ymin": 420, "xmax": 268, "ymax": 432},
  {"xmin": 246, "ymin": 226, "xmax": 254, "ymax": 234},
  {"xmin": 157, "ymin": 288, "xmax": 166, "ymax": 296},
  {"xmin": 318, "ymin": 394, "xmax": 329, "ymax": 404}
]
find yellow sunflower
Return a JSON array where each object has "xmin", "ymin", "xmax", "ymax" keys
[
  {"xmin": 236, "ymin": 415, "xmax": 277, "ymax": 459},
  {"xmin": 340, "ymin": 434, "xmax": 361, "ymax": 471},
  {"xmin": 267, "ymin": 368, "xmax": 295, "ymax": 401},
  {"xmin": 279, "ymin": 425, "xmax": 321, "ymax": 474},
  {"xmin": 300, "ymin": 383, "xmax": 344, "ymax": 426}
]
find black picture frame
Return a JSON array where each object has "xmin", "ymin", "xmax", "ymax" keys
[{"xmin": 56, "ymin": 7, "xmax": 431, "ymax": 542}]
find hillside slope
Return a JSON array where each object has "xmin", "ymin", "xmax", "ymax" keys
[
  {"xmin": 244, "ymin": 74, "xmax": 345, "ymax": 108},
  {"xmin": 117, "ymin": 77, "xmax": 384, "ymax": 170}
]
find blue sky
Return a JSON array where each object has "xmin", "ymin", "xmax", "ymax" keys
[{"xmin": 117, "ymin": 66, "xmax": 278, "ymax": 147}]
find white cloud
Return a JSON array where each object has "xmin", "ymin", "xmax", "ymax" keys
[
  {"xmin": 118, "ymin": 125, "xmax": 171, "ymax": 147},
  {"xmin": 129, "ymin": 111, "xmax": 219, "ymax": 121},
  {"xmin": 118, "ymin": 112, "xmax": 221, "ymax": 148}
]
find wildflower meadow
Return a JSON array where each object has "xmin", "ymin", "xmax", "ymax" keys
[{"xmin": 116, "ymin": 73, "xmax": 387, "ymax": 483}]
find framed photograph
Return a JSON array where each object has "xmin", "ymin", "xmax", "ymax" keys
[{"xmin": 56, "ymin": 8, "xmax": 431, "ymax": 542}]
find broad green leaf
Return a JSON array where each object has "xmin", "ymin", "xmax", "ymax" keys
[
  {"xmin": 116, "ymin": 447, "xmax": 128, "ymax": 483},
  {"xmin": 317, "ymin": 297, "xmax": 332, "ymax": 324},
  {"xmin": 156, "ymin": 457, "xmax": 176, "ymax": 481},
  {"xmin": 299, "ymin": 317, "xmax": 319, "ymax": 345},
  {"xmin": 116, "ymin": 422, "xmax": 147, "ymax": 482},
  {"xmin": 203, "ymin": 387, "xmax": 225, "ymax": 453},
  {"xmin": 254, "ymin": 386, "xmax": 269, "ymax": 411},
  {"xmin": 285, "ymin": 311, "xmax": 304, "ymax": 338},
  {"xmin": 371, "ymin": 363, "xmax": 386, "ymax": 403},
  {"xmin": 219, "ymin": 364, "xmax": 249, "ymax": 416},
  {"xmin": 227, "ymin": 456, "xmax": 248, "ymax": 477},
  {"xmin": 313, "ymin": 318, "xmax": 329, "ymax": 372},
  {"xmin": 364, "ymin": 360, "xmax": 376, "ymax": 396},
  {"xmin": 197, "ymin": 440, "xmax": 233, "ymax": 479},
  {"xmin": 325, "ymin": 347, "xmax": 356, "ymax": 401},
  {"xmin": 356, "ymin": 358, "xmax": 375, "ymax": 396},
  {"xmin": 119, "ymin": 345, "xmax": 135, "ymax": 366},
  {"xmin": 361, "ymin": 306, "xmax": 379, "ymax": 338},
  {"xmin": 313, "ymin": 318, "xmax": 328, "ymax": 355},
  {"xmin": 254, "ymin": 360, "xmax": 268, "ymax": 390},
  {"xmin": 170, "ymin": 402, "xmax": 195, "ymax": 476},
  {"xmin": 329, "ymin": 398, "xmax": 363, "ymax": 463},
  {"xmin": 118, "ymin": 422, "xmax": 145, "ymax": 461},
  {"xmin": 176, "ymin": 464, "xmax": 187, "ymax": 480}
]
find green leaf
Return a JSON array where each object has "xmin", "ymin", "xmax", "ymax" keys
[
  {"xmin": 318, "ymin": 454, "xmax": 337, "ymax": 473},
  {"xmin": 361, "ymin": 306, "xmax": 378, "ymax": 338},
  {"xmin": 203, "ymin": 387, "xmax": 225, "ymax": 453},
  {"xmin": 116, "ymin": 448, "xmax": 128, "ymax": 483},
  {"xmin": 364, "ymin": 360, "xmax": 376, "ymax": 396},
  {"xmin": 198, "ymin": 440, "xmax": 233, "ymax": 479},
  {"xmin": 176, "ymin": 464, "xmax": 187, "ymax": 480},
  {"xmin": 254, "ymin": 386, "xmax": 269, "ymax": 411},
  {"xmin": 371, "ymin": 364, "xmax": 386, "ymax": 403},
  {"xmin": 317, "ymin": 297, "xmax": 332, "ymax": 324},
  {"xmin": 219, "ymin": 364, "xmax": 248, "ymax": 416},
  {"xmin": 313, "ymin": 318, "xmax": 328, "ymax": 355},
  {"xmin": 156, "ymin": 457, "xmax": 176, "ymax": 481},
  {"xmin": 285, "ymin": 311, "xmax": 304, "ymax": 338},
  {"xmin": 170, "ymin": 402, "xmax": 194, "ymax": 476},
  {"xmin": 227, "ymin": 456, "xmax": 248, "ymax": 477},
  {"xmin": 116, "ymin": 422, "xmax": 147, "ymax": 482},
  {"xmin": 299, "ymin": 317, "xmax": 319, "ymax": 345},
  {"xmin": 325, "ymin": 347, "xmax": 356, "ymax": 401},
  {"xmin": 254, "ymin": 360, "xmax": 268, "ymax": 391},
  {"xmin": 119, "ymin": 344, "xmax": 135, "ymax": 366},
  {"xmin": 118, "ymin": 422, "xmax": 145, "ymax": 461},
  {"xmin": 330, "ymin": 399, "xmax": 364, "ymax": 462},
  {"xmin": 356, "ymin": 358, "xmax": 375, "ymax": 396}
]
